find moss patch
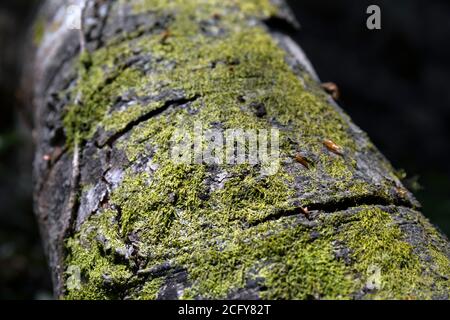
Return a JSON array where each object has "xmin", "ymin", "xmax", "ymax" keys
[
  {"xmin": 65, "ymin": 210, "xmax": 133, "ymax": 300},
  {"xmin": 331, "ymin": 207, "xmax": 430, "ymax": 299},
  {"xmin": 33, "ymin": 17, "xmax": 45, "ymax": 46},
  {"xmin": 62, "ymin": 0, "xmax": 449, "ymax": 300}
]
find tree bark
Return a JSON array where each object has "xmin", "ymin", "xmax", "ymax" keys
[{"xmin": 30, "ymin": 0, "xmax": 450, "ymax": 299}]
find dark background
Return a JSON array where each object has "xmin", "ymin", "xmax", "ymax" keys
[{"xmin": 0, "ymin": 0, "xmax": 449, "ymax": 299}]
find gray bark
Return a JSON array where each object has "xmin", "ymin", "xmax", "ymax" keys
[{"xmin": 29, "ymin": 0, "xmax": 450, "ymax": 299}]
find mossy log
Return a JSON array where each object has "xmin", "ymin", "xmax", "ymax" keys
[{"xmin": 31, "ymin": 0, "xmax": 450, "ymax": 299}]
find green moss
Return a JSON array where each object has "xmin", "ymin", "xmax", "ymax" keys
[
  {"xmin": 33, "ymin": 17, "xmax": 45, "ymax": 46},
  {"xmin": 112, "ymin": 162, "xmax": 208, "ymax": 238},
  {"xmin": 62, "ymin": 0, "xmax": 449, "ymax": 300},
  {"xmin": 258, "ymin": 231, "xmax": 354, "ymax": 300},
  {"xmin": 416, "ymin": 213, "xmax": 450, "ymax": 295},
  {"xmin": 180, "ymin": 217, "xmax": 354, "ymax": 299},
  {"xmin": 63, "ymin": 47, "xmax": 145, "ymax": 147},
  {"xmin": 138, "ymin": 278, "xmax": 165, "ymax": 300},
  {"xmin": 64, "ymin": 0, "xmax": 357, "ymax": 150},
  {"xmin": 428, "ymin": 248, "xmax": 450, "ymax": 293},
  {"xmin": 330, "ymin": 207, "xmax": 449, "ymax": 299},
  {"xmin": 65, "ymin": 210, "xmax": 133, "ymax": 300},
  {"xmin": 131, "ymin": 0, "xmax": 277, "ymax": 20},
  {"xmin": 66, "ymin": 185, "xmax": 450, "ymax": 299}
]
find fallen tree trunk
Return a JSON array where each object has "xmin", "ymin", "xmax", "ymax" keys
[{"xmin": 30, "ymin": 0, "xmax": 450, "ymax": 299}]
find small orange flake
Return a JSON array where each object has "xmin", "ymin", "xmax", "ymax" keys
[
  {"xmin": 160, "ymin": 29, "xmax": 171, "ymax": 43},
  {"xmin": 323, "ymin": 139, "xmax": 343, "ymax": 155},
  {"xmin": 295, "ymin": 154, "xmax": 311, "ymax": 169},
  {"xmin": 321, "ymin": 82, "xmax": 340, "ymax": 100}
]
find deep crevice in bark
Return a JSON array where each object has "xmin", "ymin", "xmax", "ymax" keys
[
  {"xmin": 249, "ymin": 194, "xmax": 416, "ymax": 227},
  {"xmin": 98, "ymin": 94, "xmax": 200, "ymax": 148}
]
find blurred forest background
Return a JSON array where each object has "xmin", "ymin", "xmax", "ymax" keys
[{"xmin": 0, "ymin": 0, "xmax": 449, "ymax": 299}]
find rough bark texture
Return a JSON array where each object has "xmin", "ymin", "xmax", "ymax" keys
[{"xmin": 31, "ymin": 0, "xmax": 450, "ymax": 299}]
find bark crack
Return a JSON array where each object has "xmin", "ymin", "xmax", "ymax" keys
[
  {"xmin": 98, "ymin": 94, "xmax": 200, "ymax": 148},
  {"xmin": 248, "ymin": 194, "xmax": 416, "ymax": 227}
]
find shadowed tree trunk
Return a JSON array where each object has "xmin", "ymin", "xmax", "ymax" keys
[{"xmin": 29, "ymin": 0, "xmax": 450, "ymax": 299}]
